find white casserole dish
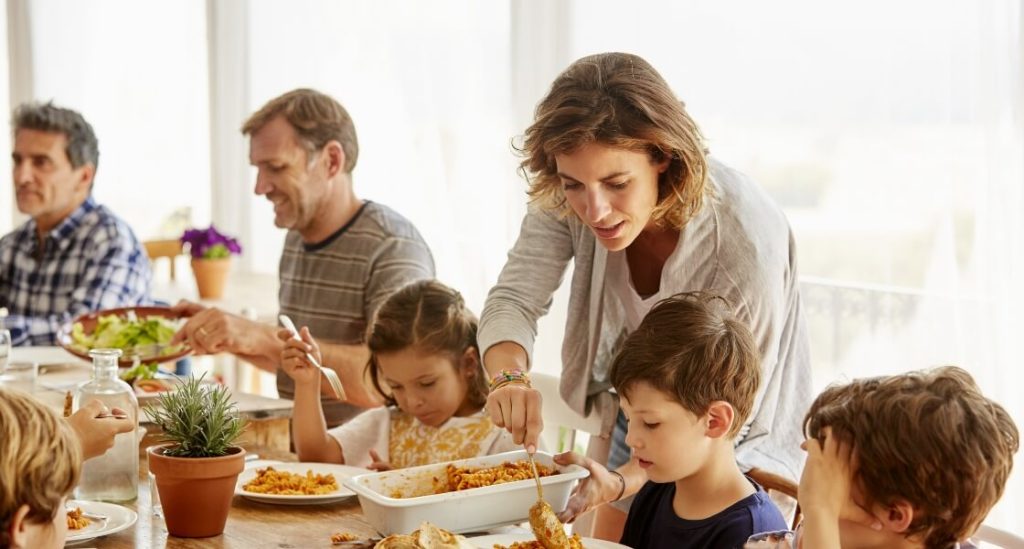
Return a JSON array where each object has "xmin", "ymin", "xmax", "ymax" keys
[{"xmin": 342, "ymin": 450, "xmax": 589, "ymax": 535}]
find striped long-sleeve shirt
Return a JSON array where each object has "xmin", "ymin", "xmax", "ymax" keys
[
  {"xmin": 0, "ymin": 196, "xmax": 152, "ymax": 345},
  {"xmin": 278, "ymin": 200, "xmax": 435, "ymax": 426}
]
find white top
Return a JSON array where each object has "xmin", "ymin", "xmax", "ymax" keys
[
  {"xmin": 595, "ymin": 250, "xmax": 673, "ymax": 382},
  {"xmin": 479, "ymin": 158, "xmax": 812, "ymax": 480},
  {"xmin": 607, "ymin": 244, "xmax": 692, "ymax": 330},
  {"xmin": 327, "ymin": 407, "xmax": 518, "ymax": 469}
]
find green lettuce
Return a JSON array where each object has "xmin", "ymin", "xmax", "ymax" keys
[{"xmin": 71, "ymin": 314, "xmax": 181, "ymax": 356}]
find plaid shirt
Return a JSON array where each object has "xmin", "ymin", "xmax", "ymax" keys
[{"xmin": 0, "ymin": 196, "xmax": 152, "ymax": 345}]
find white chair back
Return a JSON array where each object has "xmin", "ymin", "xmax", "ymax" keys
[
  {"xmin": 972, "ymin": 524, "xmax": 1024, "ymax": 549},
  {"xmin": 532, "ymin": 371, "xmax": 603, "ymax": 454}
]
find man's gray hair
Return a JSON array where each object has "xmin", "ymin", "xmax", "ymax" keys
[{"xmin": 12, "ymin": 101, "xmax": 99, "ymax": 170}]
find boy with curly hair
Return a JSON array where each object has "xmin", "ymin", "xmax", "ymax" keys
[{"xmin": 748, "ymin": 366, "xmax": 1019, "ymax": 549}]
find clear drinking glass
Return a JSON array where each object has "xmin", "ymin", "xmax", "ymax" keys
[
  {"xmin": 1, "ymin": 360, "xmax": 37, "ymax": 393},
  {"xmin": 0, "ymin": 329, "xmax": 11, "ymax": 372},
  {"xmin": 147, "ymin": 454, "xmax": 163, "ymax": 517}
]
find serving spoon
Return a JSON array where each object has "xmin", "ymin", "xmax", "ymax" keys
[{"xmin": 527, "ymin": 453, "xmax": 571, "ymax": 549}]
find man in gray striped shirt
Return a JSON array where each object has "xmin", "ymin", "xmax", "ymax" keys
[{"xmin": 173, "ymin": 89, "xmax": 434, "ymax": 426}]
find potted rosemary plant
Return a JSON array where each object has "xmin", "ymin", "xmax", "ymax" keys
[{"xmin": 146, "ymin": 375, "xmax": 246, "ymax": 538}]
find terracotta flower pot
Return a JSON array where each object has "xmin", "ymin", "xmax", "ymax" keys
[
  {"xmin": 190, "ymin": 257, "xmax": 231, "ymax": 299},
  {"xmin": 147, "ymin": 444, "xmax": 246, "ymax": 538}
]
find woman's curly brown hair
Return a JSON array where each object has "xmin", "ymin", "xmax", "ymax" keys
[
  {"xmin": 518, "ymin": 52, "xmax": 709, "ymax": 230},
  {"xmin": 804, "ymin": 366, "xmax": 1019, "ymax": 549}
]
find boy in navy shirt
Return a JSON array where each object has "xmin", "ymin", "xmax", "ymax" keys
[{"xmin": 600, "ymin": 291, "xmax": 788, "ymax": 548}]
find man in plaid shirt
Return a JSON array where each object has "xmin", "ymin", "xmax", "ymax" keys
[{"xmin": 0, "ymin": 102, "xmax": 151, "ymax": 346}]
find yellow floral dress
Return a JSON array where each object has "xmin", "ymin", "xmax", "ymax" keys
[{"xmin": 326, "ymin": 407, "xmax": 517, "ymax": 469}]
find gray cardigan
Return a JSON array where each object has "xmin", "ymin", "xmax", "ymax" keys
[{"xmin": 479, "ymin": 158, "xmax": 811, "ymax": 478}]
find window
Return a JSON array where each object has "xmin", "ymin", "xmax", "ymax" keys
[
  {"xmin": 566, "ymin": 0, "xmax": 1023, "ymax": 526},
  {"xmin": 245, "ymin": 0, "xmax": 519, "ymax": 316},
  {"xmin": 15, "ymin": 0, "xmax": 211, "ymax": 241}
]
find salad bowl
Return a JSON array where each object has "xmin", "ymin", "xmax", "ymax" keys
[{"xmin": 57, "ymin": 306, "xmax": 191, "ymax": 366}]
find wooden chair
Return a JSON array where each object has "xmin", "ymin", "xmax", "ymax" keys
[
  {"xmin": 747, "ymin": 467, "xmax": 802, "ymax": 530},
  {"xmin": 972, "ymin": 523, "xmax": 1024, "ymax": 548},
  {"xmin": 143, "ymin": 239, "xmax": 184, "ymax": 281}
]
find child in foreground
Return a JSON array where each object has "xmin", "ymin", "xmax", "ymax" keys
[
  {"xmin": 746, "ymin": 366, "xmax": 1019, "ymax": 549},
  {"xmin": 0, "ymin": 388, "xmax": 82, "ymax": 549},
  {"xmin": 280, "ymin": 279, "xmax": 515, "ymax": 469},
  {"xmin": 558, "ymin": 292, "xmax": 788, "ymax": 548}
]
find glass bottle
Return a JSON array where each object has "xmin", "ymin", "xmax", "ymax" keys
[{"xmin": 74, "ymin": 348, "xmax": 139, "ymax": 502}]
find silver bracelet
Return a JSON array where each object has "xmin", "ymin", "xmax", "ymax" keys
[{"xmin": 609, "ymin": 470, "xmax": 626, "ymax": 502}]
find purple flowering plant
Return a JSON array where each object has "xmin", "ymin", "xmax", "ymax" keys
[{"xmin": 180, "ymin": 225, "xmax": 242, "ymax": 259}]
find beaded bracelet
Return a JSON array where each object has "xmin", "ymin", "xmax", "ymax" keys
[
  {"xmin": 488, "ymin": 369, "xmax": 531, "ymax": 392},
  {"xmin": 609, "ymin": 470, "xmax": 626, "ymax": 502}
]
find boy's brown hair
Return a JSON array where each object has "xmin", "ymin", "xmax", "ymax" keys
[
  {"xmin": 518, "ymin": 52, "xmax": 709, "ymax": 230},
  {"xmin": 365, "ymin": 279, "xmax": 487, "ymax": 409},
  {"xmin": 242, "ymin": 88, "xmax": 359, "ymax": 173},
  {"xmin": 609, "ymin": 291, "xmax": 760, "ymax": 438},
  {"xmin": 805, "ymin": 366, "xmax": 1019, "ymax": 549},
  {"xmin": 0, "ymin": 389, "xmax": 82, "ymax": 546}
]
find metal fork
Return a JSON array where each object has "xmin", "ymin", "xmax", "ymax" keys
[
  {"xmin": 279, "ymin": 315, "xmax": 346, "ymax": 401},
  {"xmin": 67, "ymin": 507, "xmax": 108, "ymax": 523}
]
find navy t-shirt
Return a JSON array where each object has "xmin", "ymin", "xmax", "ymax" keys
[{"xmin": 620, "ymin": 477, "xmax": 788, "ymax": 549}]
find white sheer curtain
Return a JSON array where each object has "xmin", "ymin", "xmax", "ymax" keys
[
  {"xmin": 244, "ymin": 0, "xmax": 520, "ymax": 315},
  {"xmin": 565, "ymin": 0, "xmax": 1023, "ymax": 528},
  {"xmin": 6, "ymin": 0, "xmax": 212, "ymax": 241}
]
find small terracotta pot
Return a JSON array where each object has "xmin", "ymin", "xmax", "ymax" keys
[
  {"xmin": 190, "ymin": 257, "xmax": 231, "ymax": 299},
  {"xmin": 147, "ymin": 444, "xmax": 245, "ymax": 538}
]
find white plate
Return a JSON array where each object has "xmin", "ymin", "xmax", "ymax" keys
[
  {"xmin": 13, "ymin": 345, "xmax": 84, "ymax": 365},
  {"xmin": 133, "ymin": 377, "xmax": 179, "ymax": 403},
  {"xmin": 467, "ymin": 534, "xmax": 632, "ymax": 548},
  {"xmin": 235, "ymin": 462, "xmax": 372, "ymax": 505},
  {"xmin": 64, "ymin": 500, "xmax": 138, "ymax": 545}
]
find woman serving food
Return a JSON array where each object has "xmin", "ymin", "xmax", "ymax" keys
[{"xmin": 478, "ymin": 52, "xmax": 812, "ymax": 538}]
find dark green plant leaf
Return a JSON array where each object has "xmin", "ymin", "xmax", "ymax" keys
[{"xmin": 144, "ymin": 373, "xmax": 245, "ymax": 458}]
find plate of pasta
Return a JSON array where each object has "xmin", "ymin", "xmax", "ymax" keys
[
  {"xmin": 64, "ymin": 500, "xmax": 137, "ymax": 545},
  {"xmin": 467, "ymin": 533, "xmax": 630, "ymax": 549},
  {"xmin": 235, "ymin": 462, "xmax": 372, "ymax": 505}
]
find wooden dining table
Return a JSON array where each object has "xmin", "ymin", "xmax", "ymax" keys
[
  {"xmin": 80, "ymin": 444, "xmax": 379, "ymax": 548},
  {"xmin": 2, "ymin": 348, "xmax": 383, "ymax": 547},
  {"xmin": 18, "ymin": 346, "xmax": 295, "ymax": 451}
]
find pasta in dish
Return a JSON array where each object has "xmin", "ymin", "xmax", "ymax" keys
[
  {"xmin": 66, "ymin": 507, "xmax": 90, "ymax": 530},
  {"xmin": 435, "ymin": 460, "xmax": 555, "ymax": 494},
  {"xmin": 241, "ymin": 466, "xmax": 337, "ymax": 495},
  {"xmin": 492, "ymin": 534, "xmax": 586, "ymax": 549}
]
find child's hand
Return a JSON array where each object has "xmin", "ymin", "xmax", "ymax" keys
[
  {"xmin": 551, "ymin": 451, "xmax": 620, "ymax": 523},
  {"xmin": 799, "ymin": 427, "xmax": 881, "ymax": 539},
  {"xmin": 367, "ymin": 449, "xmax": 393, "ymax": 472},
  {"xmin": 67, "ymin": 400, "xmax": 135, "ymax": 460},
  {"xmin": 278, "ymin": 326, "xmax": 324, "ymax": 388}
]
